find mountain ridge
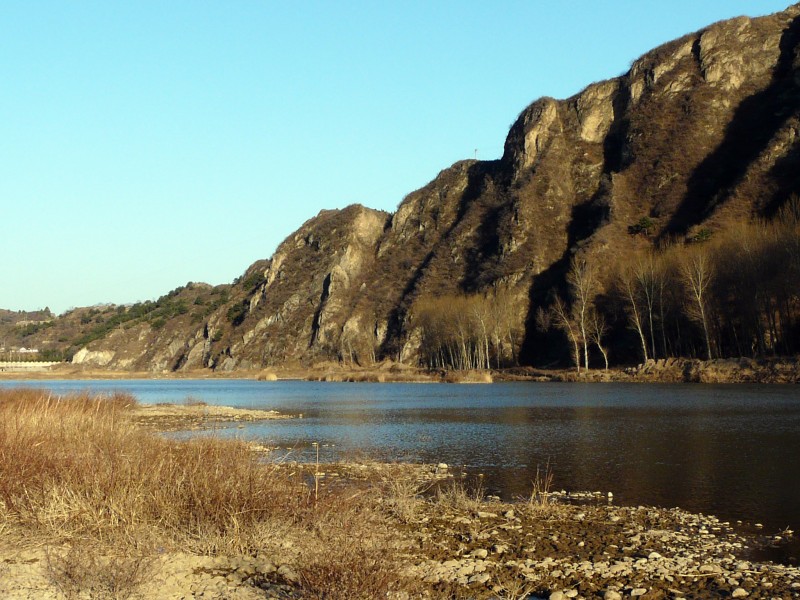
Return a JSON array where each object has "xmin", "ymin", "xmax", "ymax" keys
[{"xmin": 5, "ymin": 3, "xmax": 800, "ymax": 372}]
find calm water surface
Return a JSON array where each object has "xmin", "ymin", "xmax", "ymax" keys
[{"xmin": 3, "ymin": 379, "xmax": 799, "ymax": 535}]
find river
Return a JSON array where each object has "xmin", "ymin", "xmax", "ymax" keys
[{"xmin": 2, "ymin": 379, "xmax": 798, "ymax": 539}]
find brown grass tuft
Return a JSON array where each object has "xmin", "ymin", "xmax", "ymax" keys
[
  {"xmin": 382, "ymin": 476, "xmax": 430, "ymax": 524},
  {"xmin": 296, "ymin": 489, "xmax": 415, "ymax": 599},
  {"xmin": 433, "ymin": 478, "xmax": 485, "ymax": 514},
  {"xmin": 528, "ymin": 461, "xmax": 555, "ymax": 510}
]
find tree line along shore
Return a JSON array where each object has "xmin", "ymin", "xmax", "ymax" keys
[{"xmin": 2, "ymin": 353, "xmax": 798, "ymax": 385}]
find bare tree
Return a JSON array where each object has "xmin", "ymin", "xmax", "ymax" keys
[
  {"xmin": 566, "ymin": 257, "xmax": 597, "ymax": 370},
  {"xmin": 588, "ymin": 310, "xmax": 610, "ymax": 370},
  {"xmin": 415, "ymin": 293, "xmax": 507, "ymax": 371},
  {"xmin": 488, "ymin": 286, "xmax": 523, "ymax": 367},
  {"xmin": 470, "ymin": 296, "xmax": 492, "ymax": 370},
  {"xmin": 634, "ymin": 254, "xmax": 659, "ymax": 359},
  {"xmin": 654, "ymin": 252, "xmax": 673, "ymax": 358},
  {"xmin": 618, "ymin": 263, "xmax": 649, "ymax": 363},
  {"xmin": 680, "ymin": 248, "xmax": 714, "ymax": 360},
  {"xmin": 542, "ymin": 296, "xmax": 582, "ymax": 372}
]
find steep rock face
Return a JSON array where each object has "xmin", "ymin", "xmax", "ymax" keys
[
  {"xmin": 76, "ymin": 4, "xmax": 800, "ymax": 370},
  {"xmin": 209, "ymin": 205, "xmax": 390, "ymax": 370}
]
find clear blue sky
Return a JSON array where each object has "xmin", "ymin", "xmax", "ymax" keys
[{"xmin": 1, "ymin": 1, "xmax": 792, "ymax": 314}]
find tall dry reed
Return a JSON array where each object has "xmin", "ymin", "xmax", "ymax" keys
[
  {"xmin": 0, "ymin": 389, "xmax": 307, "ymax": 551},
  {"xmin": 0, "ymin": 388, "xmax": 413, "ymax": 598}
]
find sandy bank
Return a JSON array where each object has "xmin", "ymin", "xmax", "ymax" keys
[{"xmin": 130, "ymin": 402, "xmax": 293, "ymax": 431}]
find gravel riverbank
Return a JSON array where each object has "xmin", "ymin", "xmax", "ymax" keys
[
  {"xmin": 1, "ymin": 478, "xmax": 797, "ymax": 599},
  {"xmin": 1, "ymin": 400, "xmax": 796, "ymax": 599},
  {"xmin": 403, "ymin": 499, "xmax": 799, "ymax": 599}
]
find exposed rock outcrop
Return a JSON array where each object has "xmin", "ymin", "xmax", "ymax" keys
[{"xmin": 48, "ymin": 3, "xmax": 800, "ymax": 371}]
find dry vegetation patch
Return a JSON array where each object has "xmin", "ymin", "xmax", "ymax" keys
[{"xmin": 0, "ymin": 389, "xmax": 415, "ymax": 599}]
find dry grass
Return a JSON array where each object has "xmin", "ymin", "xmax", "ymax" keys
[
  {"xmin": 296, "ymin": 489, "xmax": 416, "ymax": 599},
  {"xmin": 433, "ymin": 478, "xmax": 485, "ymax": 514},
  {"xmin": 492, "ymin": 565, "xmax": 536, "ymax": 600},
  {"xmin": 443, "ymin": 370, "xmax": 494, "ymax": 384},
  {"xmin": 381, "ymin": 476, "xmax": 430, "ymax": 524},
  {"xmin": 45, "ymin": 541, "xmax": 153, "ymax": 600},
  {"xmin": 0, "ymin": 389, "xmax": 303, "ymax": 554},
  {"xmin": 528, "ymin": 461, "xmax": 555, "ymax": 510},
  {"xmin": 0, "ymin": 388, "xmax": 416, "ymax": 598}
]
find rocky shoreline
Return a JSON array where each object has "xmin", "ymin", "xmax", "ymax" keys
[
  {"xmin": 3, "ymin": 356, "xmax": 797, "ymax": 384},
  {"xmin": 1, "ymin": 400, "xmax": 798, "ymax": 598},
  {"xmin": 2, "ymin": 477, "xmax": 796, "ymax": 599},
  {"xmin": 403, "ymin": 499, "xmax": 799, "ymax": 599},
  {"xmin": 520, "ymin": 357, "xmax": 800, "ymax": 385}
]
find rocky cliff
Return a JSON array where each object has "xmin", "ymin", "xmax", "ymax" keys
[{"xmin": 35, "ymin": 3, "xmax": 800, "ymax": 371}]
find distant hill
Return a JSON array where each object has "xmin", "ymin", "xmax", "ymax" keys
[
  {"xmin": 8, "ymin": 3, "xmax": 800, "ymax": 372},
  {"xmin": 0, "ymin": 308, "xmax": 53, "ymax": 325}
]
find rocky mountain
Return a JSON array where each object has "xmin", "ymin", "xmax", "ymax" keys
[{"xmin": 10, "ymin": 3, "xmax": 800, "ymax": 372}]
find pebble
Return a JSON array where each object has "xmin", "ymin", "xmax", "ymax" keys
[
  {"xmin": 442, "ymin": 559, "xmax": 460, "ymax": 568},
  {"xmin": 732, "ymin": 589, "xmax": 749, "ymax": 598},
  {"xmin": 469, "ymin": 573, "xmax": 490, "ymax": 584},
  {"xmin": 699, "ymin": 563, "xmax": 723, "ymax": 574},
  {"xmin": 604, "ymin": 592, "xmax": 622, "ymax": 600}
]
